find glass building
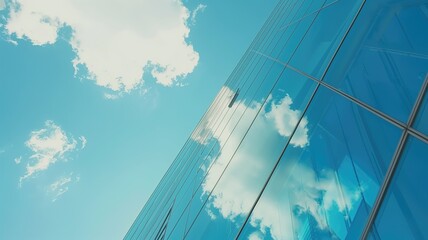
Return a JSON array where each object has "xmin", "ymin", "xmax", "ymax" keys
[{"xmin": 125, "ymin": 0, "xmax": 428, "ymax": 239}]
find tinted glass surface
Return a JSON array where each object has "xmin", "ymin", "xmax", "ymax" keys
[
  {"xmin": 324, "ymin": 1, "xmax": 428, "ymax": 123},
  {"xmin": 369, "ymin": 136, "xmax": 428, "ymax": 240},
  {"xmin": 184, "ymin": 68, "xmax": 317, "ymax": 239},
  {"xmin": 289, "ymin": 0, "xmax": 362, "ymax": 79},
  {"xmin": 238, "ymin": 85, "xmax": 401, "ymax": 240},
  {"xmin": 413, "ymin": 90, "xmax": 428, "ymax": 137}
]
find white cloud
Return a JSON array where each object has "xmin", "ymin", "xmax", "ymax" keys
[
  {"xmin": 248, "ymin": 231, "xmax": 263, "ymax": 240},
  {"xmin": 265, "ymin": 94, "xmax": 309, "ymax": 148},
  {"xmin": 4, "ymin": 0, "xmax": 199, "ymax": 92},
  {"xmin": 191, "ymin": 4, "xmax": 207, "ymax": 25},
  {"xmin": 50, "ymin": 176, "xmax": 71, "ymax": 202},
  {"xmin": 79, "ymin": 136, "xmax": 87, "ymax": 149},
  {"xmin": 20, "ymin": 120, "xmax": 85, "ymax": 184},
  {"xmin": 14, "ymin": 156, "xmax": 22, "ymax": 164},
  {"xmin": 49, "ymin": 173, "xmax": 79, "ymax": 202}
]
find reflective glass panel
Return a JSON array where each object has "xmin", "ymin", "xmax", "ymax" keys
[
  {"xmin": 369, "ymin": 136, "xmax": 428, "ymax": 240},
  {"xmin": 413, "ymin": 89, "xmax": 428, "ymax": 137},
  {"xmin": 277, "ymin": 9, "xmax": 317, "ymax": 64},
  {"xmin": 166, "ymin": 201, "xmax": 190, "ymax": 240},
  {"xmin": 289, "ymin": 0, "xmax": 363, "ymax": 79},
  {"xmin": 324, "ymin": 1, "xmax": 428, "ymax": 123},
  {"xmin": 238, "ymin": 85, "xmax": 401, "ymax": 240},
  {"xmin": 160, "ymin": 58, "xmax": 286, "ymax": 239},
  {"xmin": 254, "ymin": 0, "xmax": 298, "ymax": 53},
  {"xmin": 257, "ymin": 1, "xmax": 309, "ymax": 59},
  {"xmin": 184, "ymin": 68, "xmax": 317, "ymax": 239},
  {"xmin": 288, "ymin": 0, "xmax": 316, "ymax": 24},
  {"xmin": 252, "ymin": 0, "xmax": 300, "ymax": 54}
]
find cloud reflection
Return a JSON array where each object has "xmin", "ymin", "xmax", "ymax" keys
[
  {"xmin": 249, "ymin": 162, "xmax": 362, "ymax": 240},
  {"xmin": 191, "ymin": 86, "xmax": 362, "ymax": 239}
]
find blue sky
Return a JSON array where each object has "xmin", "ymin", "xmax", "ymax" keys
[{"xmin": 0, "ymin": 0, "xmax": 277, "ymax": 239}]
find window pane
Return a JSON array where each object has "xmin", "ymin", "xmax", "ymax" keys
[
  {"xmin": 256, "ymin": 0, "xmax": 333, "ymax": 62},
  {"xmin": 254, "ymin": 0, "xmax": 300, "ymax": 53},
  {"xmin": 249, "ymin": 0, "xmax": 290, "ymax": 52},
  {"xmin": 256, "ymin": 1, "xmax": 311, "ymax": 60},
  {"xmin": 289, "ymin": 0, "xmax": 363, "ymax": 79},
  {"xmin": 166, "ymin": 202, "xmax": 190, "ymax": 239},
  {"xmin": 238, "ymin": 85, "xmax": 401, "ymax": 240},
  {"xmin": 184, "ymin": 68, "xmax": 317, "ymax": 239},
  {"xmin": 154, "ymin": 59, "xmax": 286, "ymax": 239},
  {"xmin": 277, "ymin": 10, "xmax": 317, "ymax": 64},
  {"xmin": 324, "ymin": 1, "xmax": 428, "ymax": 123},
  {"xmin": 286, "ymin": 0, "xmax": 321, "ymax": 25},
  {"xmin": 413, "ymin": 90, "xmax": 428, "ymax": 137},
  {"xmin": 369, "ymin": 136, "xmax": 428, "ymax": 240}
]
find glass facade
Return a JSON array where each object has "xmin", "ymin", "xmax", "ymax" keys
[{"xmin": 125, "ymin": 0, "xmax": 428, "ymax": 239}]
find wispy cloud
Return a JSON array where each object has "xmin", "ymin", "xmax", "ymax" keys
[
  {"xmin": 79, "ymin": 136, "xmax": 87, "ymax": 149},
  {"xmin": 104, "ymin": 93, "xmax": 120, "ymax": 100},
  {"xmin": 191, "ymin": 4, "xmax": 207, "ymax": 25},
  {"xmin": 20, "ymin": 120, "xmax": 86, "ymax": 185},
  {"xmin": 49, "ymin": 173, "xmax": 79, "ymax": 202},
  {"xmin": 3, "ymin": 0, "xmax": 199, "ymax": 92},
  {"xmin": 14, "ymin": 156, "xmax": 22, "ymax": 164}
]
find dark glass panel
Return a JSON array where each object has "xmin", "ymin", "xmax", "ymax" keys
[
  {"xmin": 324, "ymin": 1, "xmax": 428, "ymax": 123},
  {"xmin": 289, "ymin": 0, "xmax": 363, "ymax": 79},
  {"xmin": 369, "ymin": 136, "xmax": 428, "ymax": 240},
  {"xmin": 413, "ymin": 89, "xmax": 428, "ymax": 137}
]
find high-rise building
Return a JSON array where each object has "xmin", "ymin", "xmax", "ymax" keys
[{"xmin": 125, "ymin": 0, "xmax": 428, "ymax": 239}]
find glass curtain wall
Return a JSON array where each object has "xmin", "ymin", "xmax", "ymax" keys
[{"xmin": 125, "ymin": 0, "xmax": 428, "ymax": 239}]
